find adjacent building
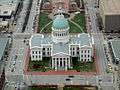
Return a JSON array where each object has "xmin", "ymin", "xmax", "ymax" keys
[
  {"xmin": 109, "ymin": 39, "xmax": 120, "ymax": 64},
  {"xmin": 30, "ymin": 14, "xmax": 94, "ymax": 70},
  {"xmin": 41, "ymin": 0, "xmax": 83, "ymax": 13},
  {"xmin": 99, "ymin": 0, "xmax": 120, "ymax": 33}
]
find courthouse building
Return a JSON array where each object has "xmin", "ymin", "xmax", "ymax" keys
[{"xmin": 29, "ymin": 14, "xmax": 94, "ymax": 70}]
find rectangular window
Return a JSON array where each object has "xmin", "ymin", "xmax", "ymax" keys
[
  {"xmin": 32, "ymin": 55, "xmax": 34, "ymax": 58},
  {"xmin": 81, "ymin": 55, "xmax": 83, "ymax": 57},
  {"xmin": 81, "ymin": 51, "xmax": 83, "ymax": 53},
  {"xmin": 73, "ymin": 52, "xmax": 75, "ymax": 55},
  {"xmin": 84, "ymin": 55, "xmax": 86, "ymax": 57},
  {"xmin": 47, "ymin": 48, "xmax": 49, "ymax": 51},
  {"xmin": 73, "ymin": 48, "xmax": 75, "ymax": 50},
  {"xmin": 81, "ymin": 59, "xmax": 83, "ymax": 61},
  {"xmin": 39, "ymin": 51, "xmax": 41, "ymax": 54},
  {"xmin": 77, "ymin": 47, "xmax": 79, "ymax": 50},
  {"xmin": 39, "ymin": 55, "xmax": 41, "ymax": 58},
  {"xmin": 36, "ymin": 51, "xmax": 37, "ymax": 54},
  {"xmin": 84, "ymin": 50, "xmax": 86, "ymax": 53},
  {"xmin": 47, "ymin": 52, "xmax": 49, "ymax": 55},
  {"xmin": 88, "ymin": 55, "xmax": 90, "ymax": 57},
  {"xmin": 43, "ymin": 52, "xmax": 45, "ymax": 55},
  {"xmin": 43, "ymin": 48, "xmax": 45, "ymax": 50},
  {"xmin": 36, "ymin": 55, "xmax": 37, "ymax": 58},
  {"xmin": 32, "ymin": 51, "xmax": 34, "ymax": 54},
  {"xmin": 77, "ymin": 52, "xmax": 79, "ymax": 55},
  {"xmin": 88, "ymin": 50, "xmax": 90, "ymax": 53}
]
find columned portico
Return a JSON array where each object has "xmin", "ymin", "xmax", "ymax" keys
[{"xmin": 52, "ymin": 57, "xmax": 70, "ymax": 70}]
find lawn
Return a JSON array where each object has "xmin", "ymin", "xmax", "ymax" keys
[
  {"xmin": 28, "ymin": 57, "xmax": 51, "ymax": 72},
  {"xmin": 72, "ymin": 57, "xmax": 95, "ymax": 72},
  {"xmin": 71, "ymin": 13, "xmax": 86, "ymax": 32},
  {"xmin": 69, "ymin": 21, "xmax": 83, "ymax": 33},
  {"xmin": 38, "ymin": 12, "xmax": 52, "ymax": 32}
]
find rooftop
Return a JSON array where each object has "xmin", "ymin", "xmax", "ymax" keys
[
  {"xmin": 0, "ymin": 0, "xmax": 18, "ymax": 5},
  {"xmin": 0, "ymin": 38, "xmax": 9, "ymax": 61},
  {"xmin": 52, "ymin": 14, "xmax": 69, "ymax": 30},
  {"xmin": 0, "ymin": 4, "xmax": 17, "ymax": 16},
  {"xmin": 100, "ymin": 0, "xmax": 120, "ymax": 15},
  {"xmin": 110, "ymin": 39, "xmax": 120, "ymax": 59}
]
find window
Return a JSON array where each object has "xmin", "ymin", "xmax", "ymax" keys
[
  {"xmin": 64, "ymin": 58, "xmax": 66, "ymax": 60},
  {"xmin": 39, "ymin": 55, "xmax": 41, "ymax": 58},
  {"xmin": 81, "ymin": 51, "xmax": 83, "ymax": 53},
  {"xmin": 53, "ymin": 58, "xmax": 55, "ymax": 60},
  {"xmin": 81, "ymin": 55, "xmax": 83, "ymax": 57},
  {"xmin": 73, "ymin": 52, "xmax": 75, "ymax": 55},
  {"xmin": 73, "ymin": 48, "xmax": 75, "ymax": 50},
  {"xmin": 60, "ymin": 58, "xmax": 62, "ymax": 60},
  {"xmin": 32, "ymin": 55, "xmax": 34, "ymax": 58},
  {"xmin": 32, "ymin": 51, "xmax": 34, "ymax": 54},
  {"xmin": 84, "ymin": 55, "xmax": 86, "ymax": 57},
  {"xmin": 47, "ymin": 52, "xmax": 49, "ymax": 55},
  {"xmin": 36, "ymin": 51, "xmax": 37, "ymax": 54},
  {"xmin": 77, "ymin": 52, "xmax": 79, "ymax": 55},
  {"xmin": 88, "ymin": 50, "xmax": 90, "ymax": 53},
  {"xmin": 88, "ymin": 55, "xmax": 90, "ymax": 57},
  {"xmin": 77, "ymin": 47, "xmax": 79, "ymax": 50},
  {"xmin": 47, "ymin": 48, "xmax": 49, "ymax": 51},
  {"xmin": 43, "ymin": 52, "xmax": 45, "ymax": 55},
  {"xmin": 39, "ymin": 51, "xmax": 41, "ymax": 54},
  {"xmin": 84, "ymin": 50, "xmax": 86, "ymax": 53},
  {"xmin": 43, "ymin": 48, "xmax": 45, "ymax": 50},
  {"xmin": 81, "ymin": 59, "xmax": 83, "ymax": 61},
  {"xmin": 36, "ymin": 55, "xmax": 37, "ymax": 58}
]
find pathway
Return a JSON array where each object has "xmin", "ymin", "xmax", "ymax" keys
[
  {"xmin": 40, "ymin": 21, "xmax": 53, "ymax": 33},
  {"xmin": 69, "ymin": 20, "xmax": 84, "ymax": 33}
]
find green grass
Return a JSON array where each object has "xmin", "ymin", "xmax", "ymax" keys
[
  {"xmin": 69, "ymin": 21, "xmax": 83, "ymax": 33},
  {"xmin": 71, "ymin": 13, "xmax": 86, "ymax": 32},
  {"xmin": 38, "ymin": 12, "xmax": 52, "ymax": 32},
  {"xmin": 72, "ymin": 57, "xmax": 95, "ymax": 72},
  {"xmin": 28, "ymin": 57, "xmax": 51, "ymax": 72},
  {"xmin": 41, "ymin": 22, "xmax": 52, "ymax": 33}
]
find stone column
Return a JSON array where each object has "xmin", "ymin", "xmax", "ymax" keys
[
  {"xmin": 52, "ymin": 58, "xmax": 54, "ymax": 68},
  {"xmin": 68, "ymin": 58, "xmax": 70, "ymax": 68},
  {"xmin": 62, "ymin": 59, "xmax": 64, "ymax": 67},
  {"xmin": 65, "ymin": 59, "xmax": 67, "ymax": 70},
  {"xmin": 58, "ymin": 58, "xmax": 60, "ymax": 67},
  {"xmin": 55, "ymin": 58, "xmax": 57, "ymax": 70}
]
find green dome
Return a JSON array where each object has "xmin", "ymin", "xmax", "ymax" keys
[{"xmin": 52, "ymin": 14, "xmax": 69, "ymax": 29}]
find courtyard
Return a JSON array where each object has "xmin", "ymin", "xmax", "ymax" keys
[{"xmin": 38, "ymin": 12, "xmax": 86, "ymax": 33}]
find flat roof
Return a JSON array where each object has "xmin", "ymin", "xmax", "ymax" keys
[
  {"xmin": 110, "ymin": 39, "xmax": 120, "ymax": 60},
  {"xmin": 100, "ymin": 0, "xmax": 120, "ymax": 15},
  {"xmin": 0, "ymin": 21, "xmax": 8, "ymax": 26},
  {"xmin": 0, "ymin": 0, "xmax": 18, "ymax": 5},
  {"xmin": 0, "ymin": 4, "xmax": 17, "ymax": 16},
  {"xmin": 0, "ymin": 38, "xmax": 9, "ymax": 61}
]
